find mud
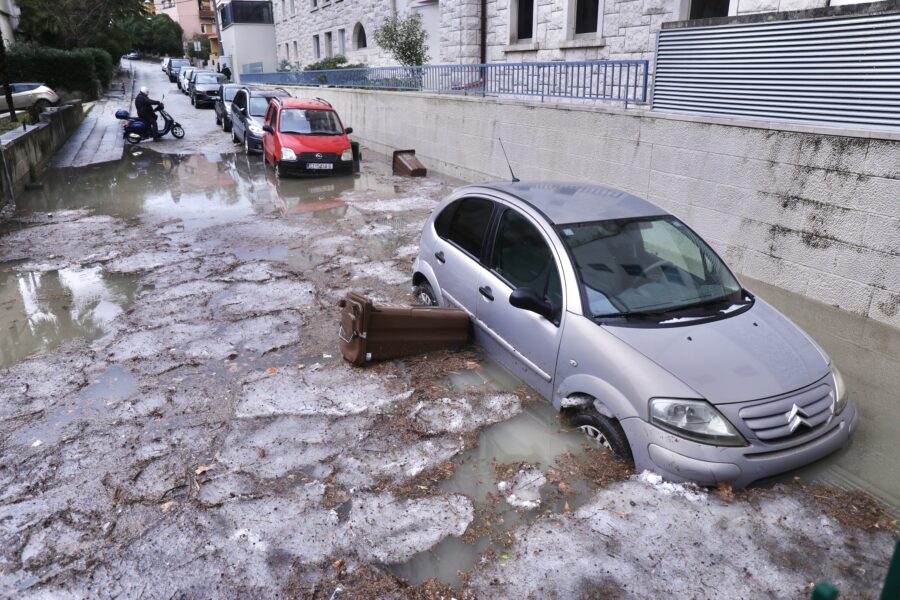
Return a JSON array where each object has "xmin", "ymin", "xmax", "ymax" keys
[{"xmin": 1, "ymin": 149, "xmax": 896, "ymax": 599}]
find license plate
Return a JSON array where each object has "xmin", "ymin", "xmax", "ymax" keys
[{"xmin": 306, "ymin": 163, "xmax": 333, "ymax": 170}]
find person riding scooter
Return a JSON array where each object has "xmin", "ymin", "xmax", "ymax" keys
[{"xmin": 135, "ymin": 86, "xmax": 162, "ymax": 138}]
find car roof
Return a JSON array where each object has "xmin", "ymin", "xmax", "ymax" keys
[
  {"xmin": 277, "ymin": 97, "xmax": 333, "ymax": 110},
  {"xmin": 474, "ymin": 181, "xmax": 668, "ymax": 224},
  {"xmin": 245, "ymin": 87, "xmax": 290, "ymax": 97}
]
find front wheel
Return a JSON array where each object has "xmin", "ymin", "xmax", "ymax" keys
[
  {"xmin": 125, "ymin": 132, "xmax": 142, "ymax": 145},
  {"xmin": 223, "ymin": 117, "xmax": 231, "ymax": 132},
  {"xmin": 413, "ymin": 281, "xmax": 438, "ymax": 306},
  {"xmin": 190, "ymin": 94, "xmax": 195, "ymax": 107},
  {"xmin": 34, "ymin": 99, "xmax": 51, "ymax": 112},
  {"xmin": 171, "ymin": 124, "xmax": 185, "ymax": 139},
  {"xmin": 569, "ymin": 408, "xmax": 632, "ymax": 461}
]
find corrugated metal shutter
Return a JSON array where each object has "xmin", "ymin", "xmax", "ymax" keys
[{"xmin": 652, "ymin": 12, "xmax": 900, "ymax": 129}]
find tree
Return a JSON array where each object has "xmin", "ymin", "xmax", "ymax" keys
[
  {"xmin": 125, "ymin": 14, "xmax": 183, "ymax": 57},
  {"xmin": 187, "ymin": 33, "xmax": 211, "ymax": 61},
  {"xmin": 373, "ymin": 13, "xmax": 429, "ymax": 66},
  {"xmin": 16, "ymin": 0, "xmax": 146, "ymax": 58}
]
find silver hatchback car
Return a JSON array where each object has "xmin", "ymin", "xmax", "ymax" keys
[{"xmin": 412, "ymin": 182, "xmax": 858, "ymax": 489}]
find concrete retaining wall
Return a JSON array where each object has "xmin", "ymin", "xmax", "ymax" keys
[
  {"xmin": 300, "ymin": 87, "xmax": 900, "ymax": 328},
  {"xmin": 0, "ymin": 102, "xmax": 85, "ymax": 210}
]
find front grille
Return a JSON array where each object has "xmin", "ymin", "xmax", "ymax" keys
[
  {"xmin": 299, "ymin": 152, "xmax": 339, "ymax": 161},
  {"xmin": 738, "ymin": 384, "xmax": 834, "ymax": 443}
]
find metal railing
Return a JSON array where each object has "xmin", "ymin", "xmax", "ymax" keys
[{"xmin": 242, "ymin": 60, "xmax": 649, "ymax": 104}]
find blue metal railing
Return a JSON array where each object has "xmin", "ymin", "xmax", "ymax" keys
[{"xmin": 242, "ymin": 60, "xmax": 649, "ymax": 104}]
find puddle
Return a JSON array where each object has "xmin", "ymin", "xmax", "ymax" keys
[
  {"xmin": 0, "ymin": 264, "xmax": 139, "ymax": 368},
  {"xmin": 746, "ymin": 277, "xmax": 900, "ymax": 517},
  {"xmin": 389, "ymin": 360, "xmax": 601, "ymax": 588},
  {"xmin": 15, "ymin": 365, "xmax": 138, "ymax": 446}
]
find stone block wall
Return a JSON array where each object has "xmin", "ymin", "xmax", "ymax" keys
[{"xmin": 289, "ymin": 86, "xmax": 900, "ymax": 328}]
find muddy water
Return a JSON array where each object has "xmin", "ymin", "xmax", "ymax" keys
[
  {"xmin": 0, "ymin": 264, "xmax": 139, "ymax": 367},
  {"xmin": 747, "ymin": 278, "xmax": 900, "ymax": 515}
]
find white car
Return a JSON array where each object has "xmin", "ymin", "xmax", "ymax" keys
[{"xmin": 0, "ymin": 83, "xmax": 59, "ymax": 111}]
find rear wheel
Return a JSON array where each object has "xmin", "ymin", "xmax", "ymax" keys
[
  {"xmin": 413, "ymin": 281, "xmax": 438, "ymax": 306},
  {"xmin": 569, "ymin": 407, "xmax": 632, "ymax": 461},
  {"xmin": 34, "ymin": 99, "xmax": 50, "ymax": 112},
  {"xmin": 215, "ymin": 112, "xmax": 221, "ymax": 125},
  {"xmin": 223, "ymin": 117, "xmax": 231, "ymax": 132}
]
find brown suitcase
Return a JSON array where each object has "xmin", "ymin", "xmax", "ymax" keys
[{"xmin": 338, "ymin": 292, "xmax": 470, "ymax": 365}]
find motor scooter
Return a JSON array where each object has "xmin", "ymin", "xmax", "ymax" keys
[{"xmin": 115, "ymin": 103, "xmax": 185, "ymax": 144}]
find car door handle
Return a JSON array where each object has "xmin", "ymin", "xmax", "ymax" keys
[
  {"xmin": 479, "ymin": 286, "xmax": 494, "ymax": 301},
  {"xmin": 434, "ymin": 251, "xmax": 445, "ymax": 264}
]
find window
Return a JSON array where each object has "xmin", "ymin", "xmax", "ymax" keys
[
  {"xmin": 338, "ymin": 28, "xmax": 346, "ymax": 54},
  {"xmin": 515, "ymin": 0, "xmax": 534, "ymax": 40},
  {"xmin": 689, "ymin": 0, "xmax": 729, "ymax": 19},
  {"xmin": 354, "ymin": 23, "xmax": 367, "ymax": 49},
  {"xmin": 575, "ymin": 0, "xmax": 599, "ymax": 34},
  {"xmin": 249, "ymin": 96, "xmax": 273, "ymax": 117},
  {"xmin": 491, "ymin": 209, "xmax": 562, "ymax": 321},
  {"xmin": 223, "ymin": 86, "xmax": 239, "ymax": 101},
  {"xmin": 279, "ymin": 109, "xmax": 343, "ymax": 135},
  {"xmin": 324, "ymin": 31, "xmax": 333, "ymax": 57},
  {"xmin": 293, "ymin": 41, "xmax": 299, "ymax": 58},
  {"xmin": 313, "ymin": 35, "xmax": 321, "ymax": 59},
  {"xmin": 291, "ymin": 0, "xmax": 296, "ymax": 13},
  {"xmin": 265, "ymin": 104, "xmax": 276, "ymax": 126},
  {"xmin": 282, "ymin": 0, "xmax": 286, "ymax": 16},
  {"xmin": 219, "ymin": 1, "xmax": 274, "ymax": 28},
  {"xmin": 233, "ymin": 91, "xmax": 247, "ymax": 111},
  {"xmin": 285, "ymin": 43, "xmax": 290, "ymax": 59},
  {"xmin": 442, "ymin": 198, "xmax": 494, "ymax": 258},
  {"xmin": 311, "ymin": 0, "xmax": 317, "ymax": 9}
]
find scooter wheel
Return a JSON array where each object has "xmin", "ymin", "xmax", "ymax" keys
[
  {"xmin": 125, "ymin": 133, "xmax": 142, "ymax": 144},
  {"xmin": 171, "ymin": 125, "xmax": 185, "ymax": 139}
]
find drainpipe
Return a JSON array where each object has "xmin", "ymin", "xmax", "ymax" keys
[{"xmin": 480, "ymin": 0, "xmax": 487, "ymax": 64}]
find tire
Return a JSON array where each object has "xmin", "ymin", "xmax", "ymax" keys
[
  {"xmin": 191, "ymin": 94, "xmax": 195, "ymax": 106},
  {"xmin": 125, "ymin": 132, "xmax": 142, "ymax": 145},
  {"xmin": 171, "ymin": 124, "xmax": 185, "ymax": 139},
  {"xmin": 569, "ymin": 408, "xmax": 633, "ymax": 461},
  {"xmin": 243, "ymin": 134, "xmax": 249, "ymax": 154},
  {"xmin": 215, "ymin": 112, "xmax": 221, "ymax": 125},
  {"xmin": 413, "ymin": 281, "xmax": 438, "ymax": 306},
  {"xmin": 223, "ymin": 117, "xmax": 231, "ymax": 132},
  {"xmin": 231, "ymin": 127, "xmax": 239, "ymax": 144},
  {"xmin": 34, "ymin": 99, "xmax": 50, "ymax": 112}
]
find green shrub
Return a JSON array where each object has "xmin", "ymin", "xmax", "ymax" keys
[
  {"xmin": 304, "ymin": 55, "xmax": 365, "ymax": 71},
  {"xmin": 81, "ymin": 48, "xmax": 114, "ymax": 89},
  {"xmin": 7, "ymin": 43, "xmax": 101, "ymax": 99}
]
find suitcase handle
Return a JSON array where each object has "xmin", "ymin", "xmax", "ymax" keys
[{"xmin": 338, "ymin": 323, "xmax": 367, "ymax": 343}]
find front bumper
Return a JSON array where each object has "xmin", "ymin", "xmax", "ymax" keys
[
  {"xmin": 622, "ymin": 401, "xmax": 858, "ymax": 490},
  {"xmin": 245, "ymin": 133, "xmax": 264, "ymax": 152},
  {"xmin": 277, "ymin": 159, "xmax": 354, "ymax": 177},
  {"xmin": 195, "ymin": 93, "xmax": 218, "ymax": 106}
]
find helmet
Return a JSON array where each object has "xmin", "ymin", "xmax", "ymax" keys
[{"xmin": 140, "ymin": 86, "xmax": 149, "ymax": 94}]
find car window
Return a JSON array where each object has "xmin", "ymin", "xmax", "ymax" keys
[
  {"xmin": 248, "ymin": 97, "xmax": 271, "ymax": 117},
  {"xmin": 444, "ymin": 198, "xmax": 493, "ymax": 258},
  {"xmin": 223, "ymin": 86, "xmax": 239, "ymax": 102},
  {"xmin": 491, "ymin": 209, "xmax": 562, "ymax": 321},
  {"xmin": 264, "ymin": 104, "xmax": 276, "ymax": 125},
  {"xmin": 196, "ymin": 74, "xmax": 225, "ymax": 84},
  {"xmin": 233, "ymin": 91, "xmax": 246, "ymax": 110},
  {"xmin": 279, "ymin": 109, "xmax": 342, "ymax": 135}
]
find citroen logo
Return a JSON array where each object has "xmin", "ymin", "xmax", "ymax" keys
[
  {"xmin": 785, "ymin": 404, "xmax": 812, "ymax": 433},
  {"xmin": 315, "ymin": 152, "xmax": 323, "ymax": 160}
]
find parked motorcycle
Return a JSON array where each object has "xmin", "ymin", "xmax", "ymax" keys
[{"xmin": 115, "ymin": 104, "xmax": 185, "ymax": 144}]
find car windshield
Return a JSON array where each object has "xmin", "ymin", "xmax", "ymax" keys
[
  {"xmin": 172, "ymin": 60, "xmax": 190, "ymax": 67},
  {"xmin": 558, "ymin": 216, "xmax": 746, "ymax": 320},
  {"xmin": 196, "ymin": 74, "xmax": 225, "ymax": 84},
  {"xmin": 223, "ymin": 87, "xmax": 239, "ymax": 101},
  {"xmin": 248, "ymin": 97, "xmax": 272, "ymax": 116},
  {"xmin": 278, "ymin": 109, "xmax": 342, "ymax": 135}
]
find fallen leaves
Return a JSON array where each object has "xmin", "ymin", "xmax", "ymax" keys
[
  {"xmin": 195, "ymin": 464, "xmax": 216, "ymax": 476},
  {"xmin": 715, "ymin": 482, "xmax": 735, "ymax": 502}
]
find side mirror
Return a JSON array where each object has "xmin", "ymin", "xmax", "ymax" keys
[
  {"xmin": 509, "ymin": 288, "xmax": 554, "ymax": 320},
  {"xmin": 344, "ymin": 127, "xmax": 353, "ymax": 135},
  {"xmin": 262, "ymin": 124, "xmax": 274, "ymax": 134}
]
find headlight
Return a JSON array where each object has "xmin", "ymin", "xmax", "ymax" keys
[
  {"xmin": 650, "ymin": 398, "xmax": 746, "ymax": 446},
  {"xmin": 341, "ymin": 148, "xmax": 353, "ymax": 161},
  {"xmin": 248, "ymin": 123, "xmax": 264, "ymax": 135},
  {"xmin": 831, "ymin": 364, "xmax": 848, "ymax": 414},
  {"xmin": 281, "ymin": 147, "xmax": 297, "ymax": 161}
]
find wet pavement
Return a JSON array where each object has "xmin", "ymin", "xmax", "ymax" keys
[{"xmin": 1, "ymin": 145, "xmax": 897, "ymax": 598}]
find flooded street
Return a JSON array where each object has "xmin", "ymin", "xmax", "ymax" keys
[{"xmin": 0, "ymin": 145, "xmax": 896, "ymax": 598}]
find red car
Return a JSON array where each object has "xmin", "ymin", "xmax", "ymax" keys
[{"xmin": 261, "ymin": 97, "xmax": 356, "ymax": 177}]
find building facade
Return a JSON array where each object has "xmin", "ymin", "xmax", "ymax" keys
[
  {"xmin": 216, "ymin": 0, "xmax": 279, "ymax": 78},
  {"xmin": 0, "ymin": 0, "xmax": 19, "ymax": 47},
  {"xmin": 156, "ymin": 0, "xmax": 218, "ymax": 42},
  {"xmin": 273, "ymin": 0, "xmax": 883, "ymax": 68}
]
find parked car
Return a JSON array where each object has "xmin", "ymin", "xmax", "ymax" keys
[
  {"xmin": 178, "ymin": 66, "xmax": 196, "ymax": 93},
  {"xmin": 229, "ymin": 87, "xmax": 291, "ymax": 155},
  {"xmin": 214, "ymin": 83, "xmax": 243, "ymax": 132},
  {"xmin": 412, "ymin": 182, "xmax": 857, "ymax": 490},
  {"xmin": 167, "ymin": 58, "xmax": 191, "ymax": 83},
  {"xmin": 260, "ymin": 97, "xmax": 355, "ymax": 177},
  {"xmin": 189, "ymin": 71, "xmax": 226, "ymax": 107},
  {"xmin": 161, "ymin": 57, "xmax": 170, "ymax": 72},
  {"xmin": 124, "ymin": 51, "xmax": 141, "ymax": 60},
  {"xmin": 0, "ymin": 83, "xmax": 59, "ymax": 111}
]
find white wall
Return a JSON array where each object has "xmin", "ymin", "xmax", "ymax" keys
[
  {"xmin": 281, "ymin": 86, "xmax": 900, "ymax": 329},
  {"xmin": 221, "ymin": 23, "xmax": 279, "ymax": 77}
]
